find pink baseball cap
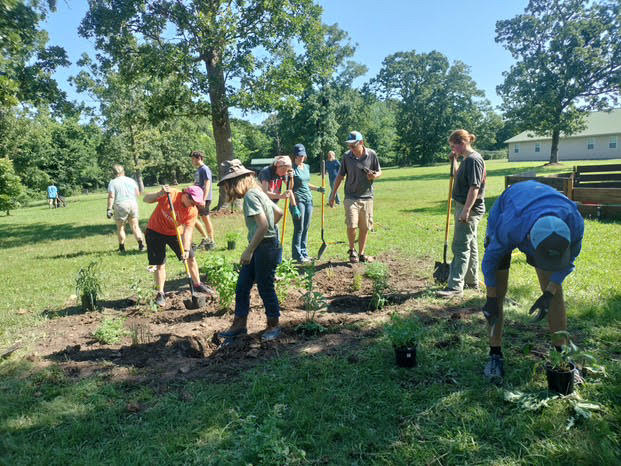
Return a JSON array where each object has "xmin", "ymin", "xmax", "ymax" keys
[{"xmin": 183, "ymin": 186, "xmax": 205, "ymax": 206}]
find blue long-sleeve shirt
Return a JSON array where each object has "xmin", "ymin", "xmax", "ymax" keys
[{"xmin": 482, "ymin": 181, "xmax": 584, "ymax": 287}]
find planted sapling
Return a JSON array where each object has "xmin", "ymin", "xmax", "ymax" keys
[
  {"xmin": 93, "ymin": 317, "xmax": 128, "ymax": 344},
  {"xmin": 201, "ymin": 255, "xmax": 238, "ymax": 309},
  {"xmin": 75, "ymin": 261, "xmax": 103, "ymax": 311},
  {"xmin": 296, "ymin": 263, "xmax": 327, "ymax": 335},
  {"xmin": 275, "ymin": 258, "xmax": 300, "ymax": 303},
  {"xmin": 365, "ymin": 262, "xmax": 389, "ymax": 310},
  {"xmin": 384, "ymin": 313, "xmax": 423, "ymax": 368}
]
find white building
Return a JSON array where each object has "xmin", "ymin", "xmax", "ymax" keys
[{"xmin": 505, "ymin": 109, "xmax": 621, "ymax": 162}]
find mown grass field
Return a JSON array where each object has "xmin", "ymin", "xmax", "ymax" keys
[{"xmin": 1, "ymin": 159, "xmax": 620, "ymax": 465}]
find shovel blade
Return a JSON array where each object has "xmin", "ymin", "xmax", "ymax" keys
[
  {"xmin": 317, "ymin": 242, "xmax": 327, "ymax": 260},
  {"xmin": 183, "ymin": 294, "xmax": 206, "ymax": 310},
  {"xmin": 433, "ymin": 261, "xmax": 450, "ymax": 284}
]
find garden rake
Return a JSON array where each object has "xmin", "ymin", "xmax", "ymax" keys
[
  {"xmin": 167, "ymin": 193, "xmax": 206, "ymax": 310},
  {"xmin": 433, "ymin": 162, "xmax": 454, "ymax": 283}
]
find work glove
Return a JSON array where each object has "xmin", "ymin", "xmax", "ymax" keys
[
  {"xmin": 482, "ymin": 296, "xmax": 499, "ymax": 327},
  {"xmin": 316, "ymin": 187, "xmax": 325, "ymax": 194},
  {"xmin": 529, "ymin": 291, "xmax": 553, "ymax": 322},
  {"xmin": 292, "ymin": 205, "xmax": 301, "ymax": 220},
  {"xmin": 106, "ymin": 209, "xmax": 113, "ymax": 219}
]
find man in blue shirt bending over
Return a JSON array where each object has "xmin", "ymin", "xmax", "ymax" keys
[{"xmin": 480, "ymin": 180, "xmax": 584, "ymax": 383}]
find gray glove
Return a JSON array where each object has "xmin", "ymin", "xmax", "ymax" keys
[
  {"xmin": 106, "ymin": 208, "xmax": 114, "ymax": 219},
  {"xmin": 317, "ymin": 187, "xmax": 326, "ymax": 194},
  {"xmin": 529, "ymin": 291, "xmax": 553, "ymax": 322}
]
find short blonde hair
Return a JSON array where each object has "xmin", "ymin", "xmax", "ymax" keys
[
  {"xmin": 222, "ymin": 173, "xmax": 259, "ymax": 200},
  {"xmin": 112, "ymin": 164, "xmax": 125, "ymax": 176},
  {"xmin": 273, "ymin": 155, "xmax": 292, "ymax": 168},
  {"xmin": 448, "ymin": 129, "xmax": 476, "ymax": 146}
]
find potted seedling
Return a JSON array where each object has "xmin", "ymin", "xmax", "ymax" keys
[
  {"xmin": 225, "ymin": 231, "xmax": 239, "ymax": 250},
  {"xmin": 75, "ymin": 262, "xmax": 102, "ymax": 311},
  {"xmin": 384, "ymin": 313, "xmax": 422, "ymax": 368},
  {"xmin": 543, "ymin": 331, "xmax": 599, "ymax": 395}
]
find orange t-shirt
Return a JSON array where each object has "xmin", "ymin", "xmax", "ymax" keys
[{"xmin": 146, "ymin": 190, "xmax": 198, "ymax": 236}]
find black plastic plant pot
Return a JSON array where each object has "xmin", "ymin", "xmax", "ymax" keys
[
  {"xmin": 394, "ymin": 345, "xmax": 417, "ymax": 368},
  {"xmin": 545, "ymin": 363, "xmax": 575, "ymax": 395},
  {"xmin": 81, "ymin": 293, "xmax": 97, "ymax": 311},
  {"xmin": 227, "ymin": 240, "xmax": 236, "ymax": 250}
]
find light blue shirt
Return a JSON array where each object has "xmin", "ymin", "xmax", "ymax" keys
[
  {"xmin": 108, "ymin": 176, "xmax": 139, "ymax": 204},
  {"xmin": 47, "ymin": 185, "xmax": 57, "ymax": 198}
]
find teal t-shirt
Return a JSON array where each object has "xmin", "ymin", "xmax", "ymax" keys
[
  {"xmin": 243, "ymin": 188, "xmax": 277, "ymax": 242},
  {"xmin": 292, "ymin": 163, "xmax": 312, "ymax": 203},
  {"xmin": 108, "ymin": 176, "xmax": 139, "ymax": 204}
]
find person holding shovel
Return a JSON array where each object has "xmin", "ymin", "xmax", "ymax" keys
[
  {"xmin": 217, "ymin": 159, "xmax": 284, "ymax": 342},
  {"xmin": 480, "ymin": 180, "xmax": 584, "ymax": 382},
  {"xmin": 258, "ymin": 155, "xmax": 294, "ymax": 204},
  {"xmin": 437, "ymin": 130, "xmax": 486, "ymax": 298},
  {"xmin": 290, "ymin": 143, "xmax": 325, "ymax": 263},
  {"xmin": 329, "ymin": 131, "xmax": 381, "ymax": 263},
  {"xmin": 106, "ymin": 164, "xmax": 145, "ymax": 253},
  {"xmin": 190, "ymin": 150, "xmax": 216, "ymax": 251},
  {"xmin": 143, "ymin": 185, "xmax": 211, "ymax": 307}
]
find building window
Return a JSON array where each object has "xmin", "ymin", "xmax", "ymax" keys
[
  {"xmin": 610, "ymin": 136, "xmax": 618, "ymax": 149},
  {"xmin": 535, "ymin": 143, "xmax": 541, "ymax": 153},
  {"xmin": 514, "ymin": 143, "xmax": 520, "ymax": 153},
  {"xmin": 587, "ymin": 137, "xmax": 594, "ymax": 150}
]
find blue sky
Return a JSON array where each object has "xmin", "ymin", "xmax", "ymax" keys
[{"xmin": 44, "ymin": 0, "xmax": 528, "ymax": 120}]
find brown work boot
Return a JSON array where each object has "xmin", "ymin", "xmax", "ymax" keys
[
  {"xmin": 261, "ymin": 317, "xmax": 281, "ymax": 341},
  {"xmin": 218, "ymin": 315, "xmax": 248, "ymax": 338}
]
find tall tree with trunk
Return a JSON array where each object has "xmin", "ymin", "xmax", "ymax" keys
[
  {"xmin": 80, "ymin": 0, "xmax": 343, "ymax": 207},
  {"xmin": 496, "ymin": 0, "xmax": 621, "ymax": 164}
]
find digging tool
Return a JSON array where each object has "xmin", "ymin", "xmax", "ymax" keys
[
  {"xmin": 280, "ymin": 174, "xmax": 291, "ymax": 246},
  {"xmin": 317, "ymin": 159, "xmax": 328, "ymax": 259},
  {"xmin": 166, "ymin": 193, "xmax": 206, "ymax": 310},
  {"xmin": 433, "ymin": 161, "xmax": 455, "ymax": 283}
]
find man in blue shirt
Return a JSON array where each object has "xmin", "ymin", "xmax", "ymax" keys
[
  {"xmin": 47, "ymin": 183, "xmax": 58, "ymax": 208},
  {"xmin": 190, "ymin": 150, "xmax": 216, "ymax": 250},
  {"xmin": 480, "ymin": 180, "xmax": 584, "ymax": 383}
]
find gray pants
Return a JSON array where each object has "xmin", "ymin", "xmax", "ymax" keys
[{"xmin": 447, "ymin": 201, "xmax": 484, "ymax": 291}]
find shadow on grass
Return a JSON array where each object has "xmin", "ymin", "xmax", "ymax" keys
[
  {"xmin": 378, "ymin": 165, "xmax": 540, "ymax": 184},
  {"xmin": 0, "ymin": 222, "xmax": 111, "ymax": 249},
  {"xmin": 401, "ymin": 195, "xmax": 501, "ymax": 216}
]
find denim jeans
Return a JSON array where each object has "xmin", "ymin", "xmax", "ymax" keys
[
  {"xmin": 329, "ymin": 177, "xmax": 340, "ymax": 204},
  {"xmin": 291, "ymin": 198, "xmax": 313, "ymax": 261},
  {"xmin": 447, "ymin": 201, "xmax": 484, "ymax": 291},
  {"xmin": 234, "ymin": 238, "xmax": 282, "ymax": 318}
]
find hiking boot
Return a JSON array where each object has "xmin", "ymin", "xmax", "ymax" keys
[
  {"xmin": 218, "ymin": 315, "xmax": 248, "ymax": 338},
  {"xmin": 138, "ymin": 240, "xmax": 145, "ymax": 251},
  {"xmin": 193, "ymin": 282, "xmax": 216, "ymax": 296},
  {"xmin": 205, "ymin": 241, "xmax": 216, "ymax": 251},
  {"xmin": 261, "ymin": 317, "xmax": 281, "ymax": 342},
  {"xmin": 484, "ymin": 354, "xmax": 505, "ymax": 384},
  {"xmin": 155, "ymin": 292, "xmax": 166, "ymax": 307},
  {"xmin": 436, "ymin": 288, "xmax": 464, "ymax": 298},
  {"xmin": 118, "ymin": 243, "xmax": 126, "ymax": 253},
  {"xmin": 197, "ymin": 239, "xmax": 209, "ymax": 250},
  {"xmin": 348, "ymin": 249, "xmax": 359, "ymax": 263},
  {"xmin": 359, "ymin": 253, "xmax": 374, "ymax": 263}
]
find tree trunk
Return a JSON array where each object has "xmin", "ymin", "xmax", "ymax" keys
[
  {"xmin": 128, "ymin": 125, "xmax": 145, "ymax": 192},
  {"xmin": 549, "ymin": 128, "xmax": 560, "ymax": 164},
  {"xmin": 204, "ymin": 53, "xmax": 238, "ymax": 210}
]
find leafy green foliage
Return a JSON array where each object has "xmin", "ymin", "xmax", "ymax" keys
[
  {"xmin": 365, "ymin": 262, "xmax": 389, "ymax": 311},
  {"xmin": 92, "ymin": 317, "xmax": 128, "ymax": 345},
  {"xmin": 75, "ymin": 262, "xmax": 102, "ymax": 310},
  {"xmin": 296, "ymin": 263, "xmax": 327, "ymax": 335},
  {"xmin": 201, "ymin": 255, "xmax": 238, "ymax": 309},
  {"xmin": 0, "ymin": 157, "xmax": 24, "ymax": 214},
  {"xmin": 351, "ymin": 273, "xmax": 362, "ymax": 292},
  {"xmin": 384, "ymin": 313, "xmax": 422, "ymax": 348},
  {"xmin": 546, "ymin": 331, "xmax": 604, "ymax": 374},
  {"xmin": 275, "ymin": 258, "xmax": 300, "ymax": 303},
  {"xmin": 496, "ymin": 0, "xmax": 621, "ymax": 163},
  {"xmin": 129, "ymin": 280, "xmax": 157, "ymax": 313}
]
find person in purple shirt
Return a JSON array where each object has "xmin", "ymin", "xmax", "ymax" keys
[
  {"xmin": 325, "ymin": 151, "xmax": 341, "ymax": 206},
  {"xmin": 480, "ymin": 180, "xmax": 584, "ymax": 383},
  {"xmin": 190, "ymin": 150, "xmax": 216, "ymax": 250}
]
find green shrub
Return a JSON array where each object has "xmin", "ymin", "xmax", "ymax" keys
[
  {"xmin": 93, "ymin": 317, "xmax": 128, "ymax": 344},
  {"xmin": 479, "ymin": 149, "xmax": 508, "ymax": 160},
  {"xmin": 275, "ymin": 259, "xmax": 300, "ymax": 303},
  {"xmin": 384, "ymin": 313, "xmax": 423, "ymax": 348},
  {"xmin": 201, "ymin": 255, "xmax": 239, "ymax": 309},
  {"xmin": 75, "ymin": 262, "xmax": 103, "ymax": 311},
  {"xmin": 365, "ymin": 262, "xmax": 389, "ymax": 310}
]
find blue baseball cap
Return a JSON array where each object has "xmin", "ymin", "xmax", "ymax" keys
[
  {"xmin": 344, "ymin": 131, "xmax": 363, "ymax": 145},
  {"xmin": 293, "ymin": 144, "xmax": 307, "ymax": 157},
  {"xmin": 530, "ymin": 216, "xmax": 571, "ymax": 271}
]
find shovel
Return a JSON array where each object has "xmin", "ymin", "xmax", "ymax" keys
[
  {"xmin": 280, "ymin": 174, "xmax": 292, "ymax": 246},
  {"xmin": 317, "ymin": 159, "xmax": 328, "ymax": 259},
  {"xmin": 167, "ymin": 193, "xmax": 206, "ymax": 310},
  {"xmin": 433, "ymin": 161, "xmax": 455, "ymax": 283}
]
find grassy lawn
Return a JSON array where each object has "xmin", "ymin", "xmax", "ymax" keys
[{"xmin": 1, "ymin": 159, "xmax": 620, "ymax": 464}]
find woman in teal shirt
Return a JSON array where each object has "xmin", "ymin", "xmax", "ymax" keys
[{"xmin": 291, "ymin": 144, "xmax": 324, "ymax": 262}]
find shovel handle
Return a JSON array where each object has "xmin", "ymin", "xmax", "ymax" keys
[
  {"xmin": 443, "ymin": 162, "xmax": 455, "ymax": 263},
  {"xmin": 281, "ymin": 175, "xmax": 291, "ymax": 244},
  {"xmin": 166, "ymin": 193, "xmax": 193, "ymax": 281}
]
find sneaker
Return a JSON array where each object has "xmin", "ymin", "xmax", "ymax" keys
[
  {"xmin": 261, "ymin": 326, "xmax": 281, "ymax": 342},
  {"xmin": 436, "ymin": 288, "xmax": 464, "ymax": 298},
  {"xmin": 138, "ymin": 240, "xmax": 145, "ymax": 251},
  {"xmin": 484, "ymin": 354, "xmax": 505, "ymax": 383},
  {"xmin": 197, "ymin": 239, "xmax": 209, "ymax": 250},
  {"xmin": 205, "ymin": 241, "xmax": 216, "ymax": 251},
  {"xmin": 118, "ymin": 243, "xmax": 126, "ymax": 253},
  {"xmin": 155, "ymin": 292, "xmax": 166, "ymax": 307},
  {"xmin": 464, "ymin": 282, "xmax": 480, "ymax": 290},
  {"xmin": 193, "ymin": 282, "xmax": 215, "ymax": 295},
  {"xmin": 359, "ymin": 254, "xmax": 374, "ymax": 263},
  {"xmin": 348, "ymin": 249, "xmax": 359, "ymax": 263},
  {"xmin": 297, "ymin": 257, "xmax": 312, "ymax": 264}
]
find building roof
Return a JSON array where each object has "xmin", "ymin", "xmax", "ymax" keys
[{"xmin": 505, "ymin": 108, "xmax": 621, "ymax": 143}]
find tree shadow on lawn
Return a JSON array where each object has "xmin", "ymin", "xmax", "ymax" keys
[
  {"xmin": 400, "ymin": 195, "xmax": 500, "ymax": 216},
  {"xmin": 378, "ymin": 165, "xmax": 538, "ymax": 184},
  {"xmin": 0, "ymin": 222, "xmax": 111, "ymax": 249}
]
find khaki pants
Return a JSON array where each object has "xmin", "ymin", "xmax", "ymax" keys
[
  {"xmin": 344, "ymin": 198, "xmax": 373, "ymax": 229},
  {"xmin": 447, "ymin": 201, "xmax": 484, "ymax": 291}
]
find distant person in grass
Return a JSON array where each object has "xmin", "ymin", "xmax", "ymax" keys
[
  {"xmin": 143, "ymin": 184, "xmax": 211, "ymax": 307},
  {"xmin": 189, "ymin": 150, "xmax": 216, "ymax": 251},
  {"xmin": 47, "ymin": 182, "xmax": 58, "ymax": 208},
  {"xmin": 290, "ymin": 143, "xmax": 325, "ymax": 263},
  {"xmin": 217, "ymin": 159, "xmax": 284, "ymax": 342},
  {"xmin": 325, "ymin": 150, "xmax": 341, "ymax": 206},
  {"xmin": 329, "ymin": 131, "xmax": 381, "ymax": 263},
  {"xmin": 258, "ymin": 155, "xmax": 293, "ymax": 204},
  {"xmin": 437, "ymin": 129, "xmax": 487, "ymax": 298},
  {"xmin": 480, "ymin": 180, "xmax": 584, "ymax": 383},
  {"xmin": 106, "ymin": 164, "xmax": 145, "ymax": 253}
]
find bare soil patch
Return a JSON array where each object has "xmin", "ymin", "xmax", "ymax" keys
[{"xmin": 27, "ymin": 253, "xmax": 437, "ymax": 384}]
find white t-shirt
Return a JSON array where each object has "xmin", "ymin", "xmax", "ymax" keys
[{"xmin": 108, "ymin": 176, "xmax": 139, "ymax": 204}]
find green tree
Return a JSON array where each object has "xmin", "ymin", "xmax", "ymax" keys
[
  {"xmin": 80, "ymin": 0, "xmax": 347, "ymax": 206},
  {"xmin": 496, "ymin": 0, "xmax": 621, "ymax": 164},
  {"xmin": 0, "ymin": 157, "xmax": 24, "ymax": 215},
  {"xmin": 370, "ymin": 50, "xmax": 488, "ymax": 165}
]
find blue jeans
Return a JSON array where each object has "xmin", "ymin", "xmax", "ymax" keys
[
  {"xmin": 234, "ymin": 238, "xmax": 282, "ymax": 318},
  {"xmin": 291, "ymin": 198, "xmax": 313, "ymax": 261},
  {"xmin": 329, "ymin": 177, "xmax": 340, "ymax": 204}
]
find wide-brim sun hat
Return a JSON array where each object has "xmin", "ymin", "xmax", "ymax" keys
[
  {"xmin": 344, "ymin": 131, "xmax": 363, "ymax": 144},
  {"xmin": 217, "ymin": 158, "xmax": 255, "ymax": 185},
  {"xmin": 530, "ymin": 216, "xmax": 571, "ymax": 271},
  {"xmin": 183, "ymin": 186, "xmax": 205, "ymax": 206}
]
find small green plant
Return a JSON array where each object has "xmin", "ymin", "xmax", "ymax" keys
[
  {"xmin": 545, "ymin": 331, "xmax": 603, "ymax": 373},
  {"xmin": 225, "ymin": 231, "xmax": 239, "ymax": 242},
  {"xmin": 296, "ymin": 263, "xmax": 327, "ymax": 334},
  {"xmin": 93, "ymin": 317, "xmax": 128, "ymax": 344},
  {"xmin": 384, "ymin": 313, "xmax": 422, "ymax": 348},
  {"xmin": 201, "ymin": 255, "xmax": 239, "ymax": 309},
  {"xmin": 352, "ymin": 273, "xmax": 362, "ymax": 292},
  {"xmin": 75, "ymin": 262, "xmax": 103, "ymax": 311},
  {"xmin": 275, "ymin": 258, "xmax": 300, "ymax": 302},
  {"xmin": 365, "ymin": 262, "xmax": 389, "ymax": 310},
  {"xmin": 130, "ymin": 280, "xmax": 158, "ymax": 312},
  {"xmin": 128, "ymin": 322, "xmax": 153, "ymax": 345}
]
